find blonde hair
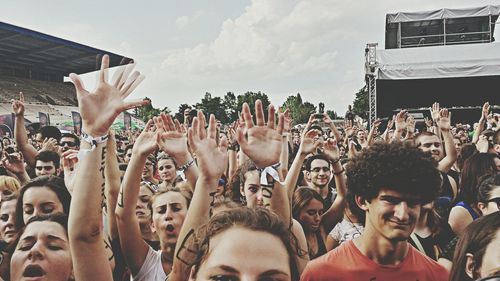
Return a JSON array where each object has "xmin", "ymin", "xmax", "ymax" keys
[{"xmin": 0, "ymin": 176, "xmax": 21, "ymax": 195}]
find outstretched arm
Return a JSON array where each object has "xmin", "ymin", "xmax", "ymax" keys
[
  {"xmin": 155, "ymin": 113, "xmax": 198, "ymax": 192},
  {"xmin": 472, "ymin": 102, "xmax": 489, "ymax": 144},
  {"xmin": 284, "ymin": 114, "xmax": 318, "ymax": 203},
  {"xmin": 321, "ymin": 138, "xmax": 346, "ymax": 233},
  {"xmin": 115, "ymin": 119, "xmax": 158, "ymax": 275},
  {"xmin": 68, "ymin": 54, "xmax": 147, "ymax": 281},
  {"xmin": 12, "ymin": 92, "xmax": 38, "ymax": 167},
  {"xmin": 170, "ymin": 112, "xmax": 228, "ymax": 281},
  {"xmin": 437, "ymin": 109, "xmax": 457, "ymax": 173},
  {"xmin": 236, "ymin": 100, "xmax": 289, "ymax": 223},
  {"xmin": 367, "ymin": 119, "xmax": 381, "ymax": 146}
]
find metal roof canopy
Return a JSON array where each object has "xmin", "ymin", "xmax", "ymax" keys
[
  {"xmin": 0, "ymin": 21, "xmax": 132, "ymax": 77},
  {"xmin": 386, "ymin": 5, "xmax": 500, "ymax": 23},
  {"xmin": 385, "ymin": 5, "xmax": 500, "ymax": 49}
]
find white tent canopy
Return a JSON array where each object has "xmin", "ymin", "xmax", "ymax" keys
[
  {"xmin": 376, "ymin": 42, "xmax": 500, "ymax": 80},
  {"xmin": 386, "ymin": 5, "xmax": 500, "ymax": 23}
]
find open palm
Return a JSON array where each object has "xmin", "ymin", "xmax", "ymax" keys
[
  {"xmin": 236, "ymin": 100, "xmax": 284, "ymax": 168},
  {"xmin": 155, "ymin": 113, "xmax": 188, "ymax": 158},
  {"xmin": 188, "ymin": 112, "xmax": 228, "ymax": 179},
  {"xmin": 69, "ymin": 55, "xmax": 147, "ymax": 137},
  {"xmin": 133, "ymin": 119, "xmax": 158, "ymax": 156}
]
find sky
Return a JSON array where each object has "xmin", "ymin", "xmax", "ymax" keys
[{"xmin": 1, "ymin": 0, "xmax": 499, "ymax": 116}]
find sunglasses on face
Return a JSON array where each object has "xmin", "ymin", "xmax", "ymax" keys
[
  {"xmin": 36, "ymin": 166, "xmax": 53, "ymax": 171},
  {"xmin": 486, "ymin": 197, "xmax": 500, "ymax": 210},
  {"xmin": 60, "ymin": 141, "xmax": 77, "ymax": 147}
]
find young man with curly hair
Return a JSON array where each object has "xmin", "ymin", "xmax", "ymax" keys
[{"xmin": 300, "ymin": 142, "xmax": 449, "ymax": 281}]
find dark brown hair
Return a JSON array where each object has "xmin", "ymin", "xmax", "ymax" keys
[
  {"xmin": 189, "ymin": 207, "xmax": 299, "ymax": 281},
  {"xmin": 450, "ymin": 212, "xmax": 500, "ymax": 281}
]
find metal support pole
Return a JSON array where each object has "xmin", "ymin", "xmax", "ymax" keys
[
  {"xmin": 443, "ymin": 18, "xmax": 447, "ymax": 45},
  {"xmin": 368, "ymin": 75, "xmax": 377, "ymax": 127},
  {"xmin": 398, "ymin": 22, "xmax": 402, "ymax": 48}
]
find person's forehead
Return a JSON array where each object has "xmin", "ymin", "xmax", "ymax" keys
[
  {"xmin": 152, "ymin": 192, "xmax": 186, "ymax": 207},
  {"xmin": 21, "ymin": 221, "xmax": 67, "ymax": 241},
  {"xmin": 36, "ymin": 160, "xmax": 55, "ymax": 167},
  {"xmin": 23, "ymin": 186, "xmax": 59, "ymax": 202},
  {"xmin": 205, "ymin": 227, "xmax": 290, "ymax": 274},
  {"xmin": 305, "ymin": 198, "xmax": 324, "ymax": 210},
  {"xmin": 0, "ymin": 200, "xmax": 17, "ymax": 212},
  {"xmin": 377, "ymin": 189, "xmax": 419, "ymax": 201},
  {"xmin": 60, "ymin": 136, "xmax": 76, "ymax": 142},
  {"xmin": 310, "ymin": 159, "xmax": 329, "ymax": 168},
  {"xmin": 158, "ymin": 158, "xmax": 175, "ymax": 166},
  {"xmin": 419, "ymin": 135, "xmax": 440, "ymax": 144},
  {"xmin": 244, "ymin": 170, "xmax": 260, "ymax": 182}
]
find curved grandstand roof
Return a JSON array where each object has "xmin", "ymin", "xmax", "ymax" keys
[{"xmin": 0, "ymin": 21, "xmax": 132, "ymax": 76}]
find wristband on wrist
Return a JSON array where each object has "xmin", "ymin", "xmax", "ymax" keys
[
  {"xmin": 81, "ymin": 130, "xmax": 109, "ymax": 150},
  {"xmin": 178, "ymin": 159, "xmax": 194, "ymax": 172}
]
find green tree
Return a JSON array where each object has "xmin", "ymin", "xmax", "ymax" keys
[
  {"xmin": 282, "ymin": 93, "xmax": 316, "ymax": 125},
  {"xmin": 134, "ymin": 97, "xmax": 170, "ymax": 122},
  {"xmin": 326, "ymin": 110, "xmax": 337, "ymax": 120},
  {"xmin": 237, "ymin": 91, "xmax": 271, "ymax": 121},
  {"xmin": 352, "ymin": 85, "xmax": 368, "ymax": 119},
  {"xmin": 174, "ymin": 103, "xmax": 192, "ymax": 123},
  {"xmin": 196, "ymin": 92, "xmax": 228, "ymax": 123},
  {"xmin": 223, "ymin": 92, "xmax": 238, "ymax": 122}
]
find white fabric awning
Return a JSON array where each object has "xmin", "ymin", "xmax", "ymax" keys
[
  {"xmin": 376, "ymin": 42, "xmax": 500, "ymax": 80},
  {"xmin": 386, "ymin": 5, "xmax": 500, "ymax": 23}
]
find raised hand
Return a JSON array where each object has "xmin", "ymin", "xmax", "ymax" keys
[
  {"xmin": 61, "ymin": 149, "xmax": 79, "ymax": 171},
  {"xmin": 188, "ymin": 112, "xmax": 228, "ymax": 180},
  {"xmin": 69, "ymin": 55, "xmax": 147, "ymax": 137},
  {"xmin": 387, "ymin": 115, "xmax": 395, "ymax": 130},
  {"xmin": 40, "ymin": 137, "xmax": 59, "ymax": 152},
  {"xmin": 323, "ymin": 138, "xmax": 340, "ymax": 162},
  {"xmin": 132, "ymin": 119, "xmax": 158, "ymax": 156},
  {"xmin": 430, "ymin": 102, "xmax": 440, "ymax": 122},
  {"xmin": 407, "ymin": 116, "xmax": 416, "ymax": 134},
  {"xmin": 236, "ymin": 100, "xmax": 284, "ymax": 168},
  {"xmin": 344, "ymin": 120, "xmax": 355, "ymax": 137},
  {"xmin": 299, "ymin": 129, "xmax": 322, "ymax": 155},
  {"xmin": 372, "ymin": 119, "xmax": 382, "ymax": 131},
  {"xmin": 155, "ymin": 113, "xmax": 188, "ymax": 158},
  {"xmin": 437, "ymin": 108, "xmax": 451, "ymax": 131},
  {"xmin": 481, "ymin": 102, "xmax": 490, "ymax": 120},
  {"xmin": 1, "ymin": 151, "xmax": 25, "ymax": 174},
  {"xmin": 424, "ymin": 117, "xmax": 433, "ymax": 128},
  {"xmin": 227, "ymin": 122, "xmax": 238, "ymax": 146},
  {"xmin": 11, "ymin": 92, "xmax": 25, "ymax": 116},
  {"xmin": 395, "ymin": 110, "xmax": 408, "ymax": 132},
  {"xmin": 282, "ymin": 108, "xmax": 292, "ymax": 134}
]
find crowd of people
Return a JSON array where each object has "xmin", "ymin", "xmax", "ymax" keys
[{"xmin": 0, "ymin": 55, "xmax": 498, "ymax": 281}]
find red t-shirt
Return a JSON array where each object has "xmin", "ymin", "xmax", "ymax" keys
[{"xmin": 300, "ymin": 240, "xmax": 449, "ymax": 281}]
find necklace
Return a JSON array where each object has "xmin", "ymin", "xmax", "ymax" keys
[{"xmin": 345, "ymin": 211, "xmax": 362, "ymax": 236}]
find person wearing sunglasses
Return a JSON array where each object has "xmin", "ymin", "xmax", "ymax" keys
[
  {"xmin": 59, "ymin": 133, "xmax": 80, "ymax": 153},
  {"xmin": 477, "ymin": 173, "xmax": 500, "ymax": 216}
]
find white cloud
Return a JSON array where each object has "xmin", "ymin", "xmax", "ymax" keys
[
  {"xmin": 153, "ymin": 0, "xmax": 500, "ymax": 115},
  {"xmin": 175, "ymin": 11, "xmax": 204, "ymax": 30}
]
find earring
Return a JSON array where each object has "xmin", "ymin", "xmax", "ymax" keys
[{"xmin": 240, "ymin": 196, "xmax": 247, "ymax": 205}]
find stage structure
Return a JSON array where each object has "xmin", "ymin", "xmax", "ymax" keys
[{"xmin": 365, "ymin": 5, "xmax": 500, "ymax": 126}]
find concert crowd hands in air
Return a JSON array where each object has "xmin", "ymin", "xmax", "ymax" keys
[{"xmin": 0, "ymin": 54, "xmax": 498, "ymax": 281}]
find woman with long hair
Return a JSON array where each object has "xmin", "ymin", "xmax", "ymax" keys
[
  {"xmin": 449, "ymin": 153, "xmax": 499, "ymax": 235},
  {"xmin": 449, "ymin": 212, "xmax": 500, "ymax": 281}
]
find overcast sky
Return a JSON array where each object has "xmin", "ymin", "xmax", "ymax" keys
[{"xmin": 2, "ymin": 0, "xmax": 498, "ymax": 115}]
